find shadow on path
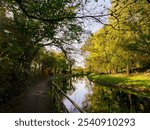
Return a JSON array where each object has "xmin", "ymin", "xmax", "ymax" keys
[{"xmin": 2, "ymin": 80, "xmax": 57, "ymax": 113}]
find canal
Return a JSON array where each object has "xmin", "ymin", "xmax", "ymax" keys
[{"xmin": 54, "ymin": 76, "xmax": 150, "ymax": 113}]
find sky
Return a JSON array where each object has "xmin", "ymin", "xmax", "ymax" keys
[
  {"xmin": 46, "ymin": 0, "xmax": 112, "ymax": 67},
  {"xmin": 82, "ymin": 0, "xmax": 111, "ymax": 33},
  {"xmin": 74, "ymin": 0, "xmax": 111, "ymax": 67}
]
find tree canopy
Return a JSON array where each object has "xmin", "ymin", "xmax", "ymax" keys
[{"xmin": 82, "ymin": 0, "xmax": 150, "ymax": 74}]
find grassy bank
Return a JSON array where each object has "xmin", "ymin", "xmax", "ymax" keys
[{"xmin": 88, "ymin": 73, "xmax": 150, "ymax": 89}]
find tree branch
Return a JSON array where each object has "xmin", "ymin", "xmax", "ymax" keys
[{"xmin": 15, "ymin": 0, "xmax": 109, "ymax": 22}]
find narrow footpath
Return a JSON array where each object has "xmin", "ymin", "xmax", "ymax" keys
[{"xmin": 2, "ymin": 80, "xmax": 56, "ymax": 113}]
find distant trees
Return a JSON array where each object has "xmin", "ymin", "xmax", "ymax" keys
[{"xmin": 32, "ymin": 50, "xmax": 69, "ymax": 77}]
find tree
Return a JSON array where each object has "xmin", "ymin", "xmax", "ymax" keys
[
  {"xmin": 0, "ymin": 0, "xmax": 83, "ymax": 75},
  {"xmin": 110, "ymin": 0, "xmax": 150, "ymax": 69},
  {"xmin": 0, "ymin": 0, "xmax": 81, "ymax": 104},
  {"xmin": 33, "ymin": 50, "xmax": 69, "ymax": 76},
  {"xmin": 82, "ymin": 0, "xmax": 150, "ymax": 74}
]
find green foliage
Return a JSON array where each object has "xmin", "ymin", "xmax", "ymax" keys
[
  {"xmin": 32, "ymin": 50, "xmax": 69, "ymax": 76},
  {"xmin": 19, "ymin": 0, "xmax": 76, "ymax": 18},
  {"xmin": 0, "ymin": 0, "xmax": 82, "ymax": 105},
  {"xmin": 82, "ymin": 0, "xmax": 150, "ymax": 74},
  {"xmin": 111, "ymin": 0, "xmax": 150, "ymax": 56}
]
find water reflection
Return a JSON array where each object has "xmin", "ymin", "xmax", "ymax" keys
[
  {"xmin": 84, "ymin": 84, "xmax": 150, "ymax": 113},
  {"xmin": 63, "ymin": 77, "xmax": 92, "ymax": 113},
  {"xmin": 55, "ymin": 76, "xmax": 150, "ymax": 113}
]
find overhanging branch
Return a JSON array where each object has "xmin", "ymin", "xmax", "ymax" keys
[{"xmin": 15, "ymin": 0, "xmax": 110, "ymax": 22}]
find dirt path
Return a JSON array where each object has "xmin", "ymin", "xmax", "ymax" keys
[{"xmin": 3, "ymin": 80, "xmax": 57, "ymax": 113}]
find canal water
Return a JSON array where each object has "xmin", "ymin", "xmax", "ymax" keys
[{"xmin": 62, "ymin": 76, "xmax": 150, "ymax": 113}]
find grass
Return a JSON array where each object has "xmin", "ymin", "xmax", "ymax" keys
[{"xmin": 88, "ymin": 73, "xmax": 150, "ymax": 88}]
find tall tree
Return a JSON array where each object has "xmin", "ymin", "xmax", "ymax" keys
[{"xmin": 82, "ymin": 0, "xmax": 150, "ymax": 74}]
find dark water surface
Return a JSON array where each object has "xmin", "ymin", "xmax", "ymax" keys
[{"xmin": 61, "ymin": 77, "xmax": 150, "ymax": 113}]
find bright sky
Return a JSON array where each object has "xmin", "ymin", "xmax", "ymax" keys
[
  {"xmin": 74, "ymin": 0, "xmax": 111, "ymax": 67},
  {"xmin": 46, "ymin": 0, "xmax": 112, "ymax": 67},
  {"xmin": 82, "ymin": 0, "xmax": 111, "ymax": 33}
]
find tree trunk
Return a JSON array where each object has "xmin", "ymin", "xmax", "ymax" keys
[{"xmin": 126, "ymin": 63, "xmax": 130, "ymax": 75}]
